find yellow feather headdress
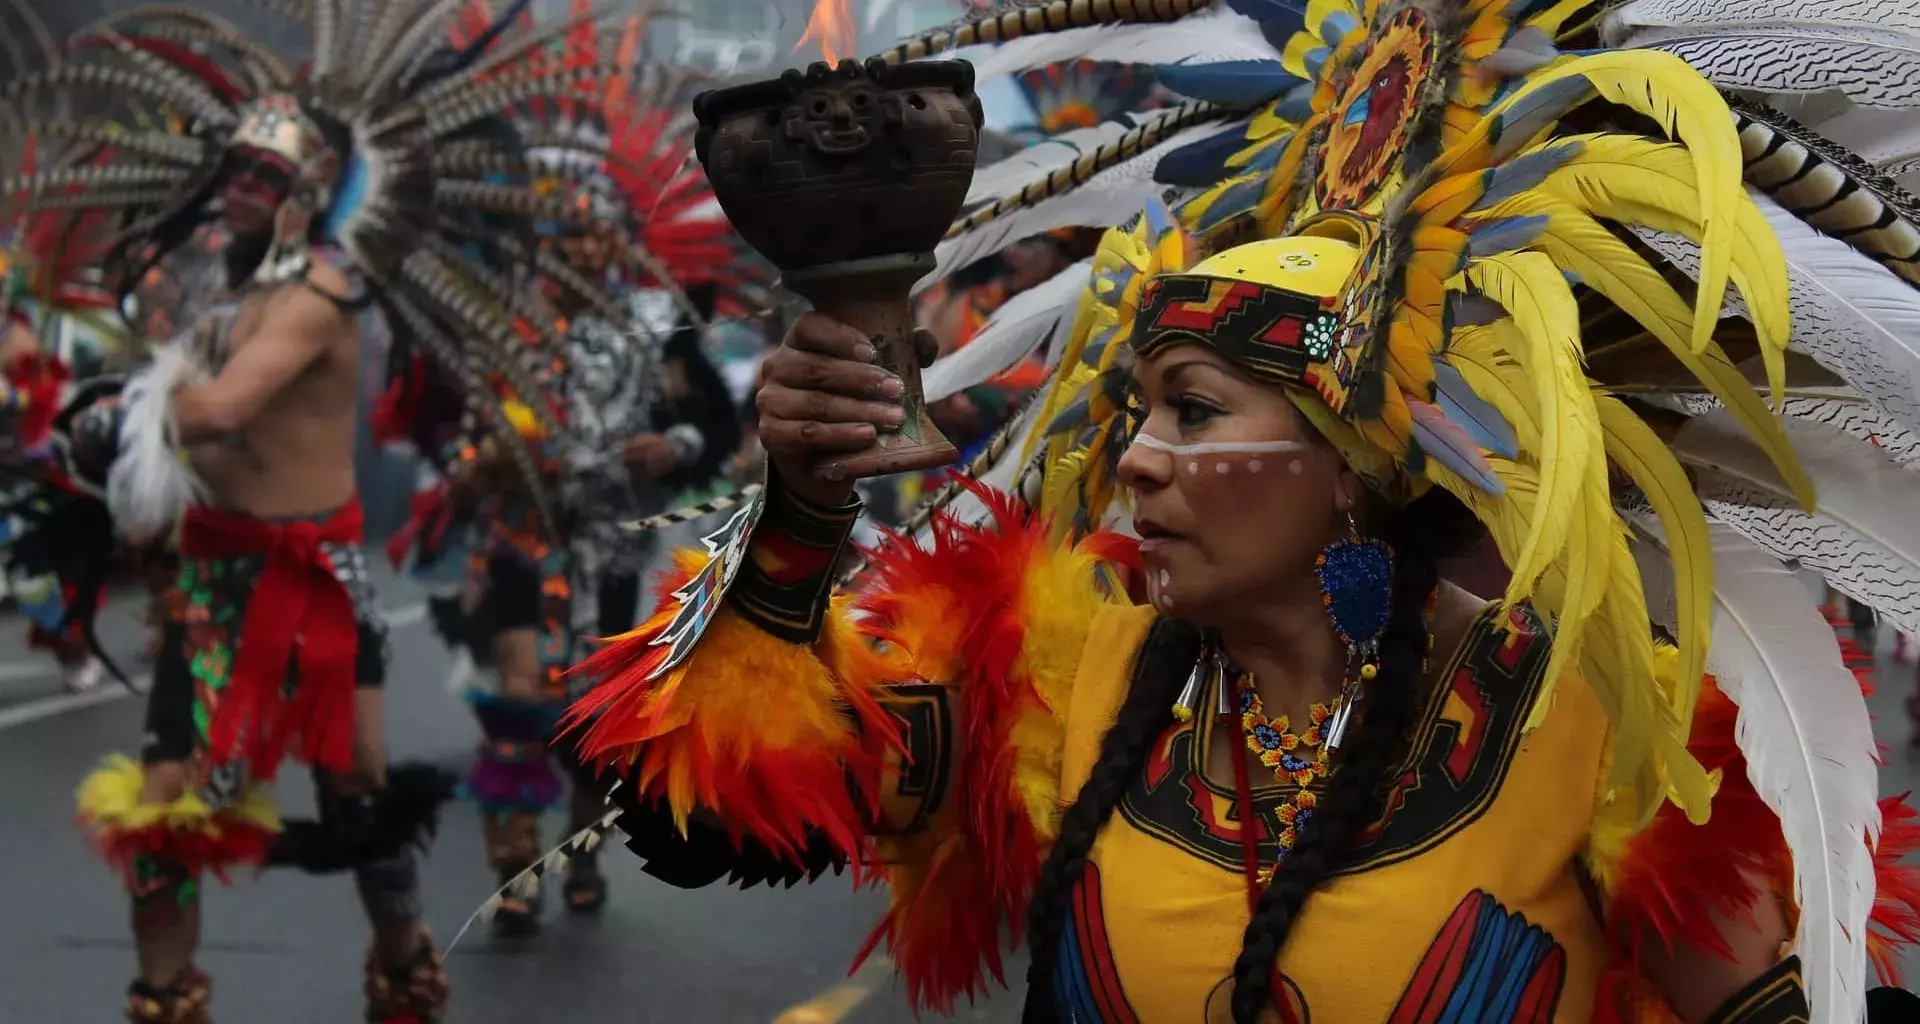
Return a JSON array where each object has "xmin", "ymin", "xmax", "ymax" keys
[{"xmin": 988, "ymin": 0, "xmax": 1827, "ymax": 835}]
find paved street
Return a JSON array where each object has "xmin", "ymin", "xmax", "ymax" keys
[
  {"xmin": 1, "ymin": 550, "xmax": 1914, "ymax": 1021},
  {"xmin": 0, "ymin": 544, "xmax": 1023, "ymax": 1024}
]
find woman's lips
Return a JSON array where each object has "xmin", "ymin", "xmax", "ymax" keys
[
  {"xmin": 1138, "ymin": 536, "xmax": 1185, "ymax": 557},
  {"xmin": 1134, "ymin": 519, "xmax": 1186, "ymax": 556}
]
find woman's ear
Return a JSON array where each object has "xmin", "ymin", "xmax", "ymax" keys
[{"xmin": 1333, "ymin": 464, "xmax": 1364, "ymax": 514}]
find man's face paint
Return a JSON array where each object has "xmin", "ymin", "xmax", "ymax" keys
[{"xmin": 223, "ymin": 146, "xmax": 298, "ymax": 235}]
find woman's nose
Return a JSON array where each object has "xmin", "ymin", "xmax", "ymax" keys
[{"xmin": 1116, "ymin": 431, "xmax": 1172, "ymax": 492}]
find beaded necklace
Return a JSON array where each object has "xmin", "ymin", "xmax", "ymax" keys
[{"xmin": 1235, "ymin": 676, "xmax": 1340, "ymax": 880}]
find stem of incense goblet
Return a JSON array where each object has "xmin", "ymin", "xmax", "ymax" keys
[{"xmin": 784, "ymin": 254, "xmax": 957, "ymax": 480}]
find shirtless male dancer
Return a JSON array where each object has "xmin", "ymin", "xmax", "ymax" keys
[{"xmin": 73, "ymin": 98, "xmax": 449, "ymax": 1024}]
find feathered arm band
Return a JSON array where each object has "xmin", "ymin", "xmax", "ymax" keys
[
  {"xmin": 106, "ymin": 343, "xmax": 208, "ymax": 538},
  {"xmin": 563, "ymin": 474, "xmax": 1136, "ymax": 1014},
  {"xmin": 564, "ymin": 471, "xmax": 899, "ymax": 869}
]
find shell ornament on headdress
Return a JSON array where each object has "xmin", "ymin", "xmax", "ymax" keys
[
  {"xmin": 0, "ymin": 0, "xmax": 720, "ymax": 538},
  {"xmin": 864, "ymin": 0, "xmax": 1920, "ymax": 1019}
]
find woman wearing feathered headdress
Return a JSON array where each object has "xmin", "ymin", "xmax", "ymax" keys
[{"xmin": 554, "ymin": 0, "xmax": 1920, "ymax": 1021}]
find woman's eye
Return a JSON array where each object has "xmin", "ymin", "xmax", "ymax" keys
[{"xmin": 1170, "ymin": 396, "xmax": 1220, "ymax": 429}]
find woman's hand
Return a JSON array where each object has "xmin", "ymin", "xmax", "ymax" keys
[{"xmin": 755, "ymin": 312, "xmax": 919, "ymax": 507}]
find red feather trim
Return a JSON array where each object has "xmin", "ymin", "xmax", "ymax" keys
[
  {"xmin": 371, "ymin": 355, "xmax": 428, "ymax": 447},
  {"xmin": 1870, "ymin": 794, "xmax": 1920, "ymax": 985},
  {"xmin": 82, "ymin": 815, "xmax": 276, "ymax": 884},
  {"xmin": 6, "ymin": 353, "xmax": 69, "ymax": 448},
  {"xmin": 385, "ymin": 483, "xmax": 450, "ymax": 571},
  {"xmin": 564, "ymin": 559, "xmax": 901, "ymax": 869},
  {"xmin": 566, "ymin": 478, "xmax": 1133, "ymax": 1014},
  {"xmin": 849, "ymin": 477, "xmax": 1137, "ymax": 1013},
  {"xmin": 1603, "ymin": 681, "xmax": 1791, "ymax": 966}
]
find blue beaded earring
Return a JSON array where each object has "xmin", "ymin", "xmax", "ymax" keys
[{"xmin": 1315, "ymin": 511, "xmax": 1394, "ymax": 751}]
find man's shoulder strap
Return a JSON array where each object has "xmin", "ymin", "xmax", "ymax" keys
[{"xmin": 299, "ymin": 248, "xmax": 375, "ymax": 314}]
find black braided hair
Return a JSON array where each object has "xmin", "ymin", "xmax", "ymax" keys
[
  {"xmin": 1020, "ymin": 487, "xmax": 1482, "ymax": 1024},
  {"xmin": 1020, "ymin": 617, "xmax": 1203, "ymax": 1021}
]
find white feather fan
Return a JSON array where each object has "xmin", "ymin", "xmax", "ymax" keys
[
  {"xmin": 1674, "ymin": 411, "xmax": 1920, "ymax": 570},
  {"xmin": 966, "ymin": 117, "xmax": 1165, "ymax": 205},
  {"xmin": 923, "ymin": 258, "xmax": 1091, "ymax": 403},
  {"xmin": 107, "ymin": 344, "xmax": 209, "ymax": 540},
  {"xmin": 1668, "ymin": 408, "xmax": 1920, "ymax": 630},
  {"xmin": 1603, "ymin": 0, "xmax": 1920, "ymax": 110},
  {"xmin": 1782, "ymin": 395, "xmax": 1920, "ymax": 469},
  {"xmin": 1677, "ymin": 392, "xmax": 1920, "ymax": 470},
  {"xmin": 1635, "ymin": 189, "xmax": 1920, "ymax": 432},
  {"xmin": 930, "ymin": 122, "xmax": 1218, "ymax": 289},
  {"xmin": 943, "ymin": 8, "xmax": 1280, "ymax": 83},
  {"xmin": 1630, "ymin": 515, "xmax": 1880, "ymax": 1024}
]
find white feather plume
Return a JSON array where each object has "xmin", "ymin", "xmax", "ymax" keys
[
  {"xmin": 1703, "ymin": 491, "xmax": 1920, "ymax": 634},
  {"xmin": 930, "ymin": 121, "xmax": 1219, "ymax": 288},
  {"xmin": 966, "ymin": 116, "xmax": 1166, "ymax": 205},
  {"xmin": 1630, "ymin": 515, "xmax": 1879, "ymax": 1024},
  {"xmin": 1787, "ymin": 102, "xmax": 1920, "ymax": 183},
  {"xmin": 1782, "ymin": 395, "xmax": 1920, "ymax": 469},
  {"xmin": 1673, "ymin": 409, "xmax": 1920, "ymax": 572},
  {"xmin": 1603, "ymin": 0, "xmax": 1920, "ymax": 110},
  {"xmin": 1676, "ymin": 391, "xmax": 1920, "ymax": 470},
  {"xmin": 107, "ymin": 344, "xmax": 209, "ymax": 540},
  {"xmin": 1673, "ymin": 406, "xmax": 1920, "ymax": 630},
  {"xmin": 943, "ymin": 8, "xmax": 1280, "ymax": 83},
  {"xmin": 865, "ymin": 0, "xmax": 903, "ymax": 32},
  {"xmin": 1635, "ymin": 189, "xmax": 1920, "ymax": 433},
  {"xmin": 923, "ymin": 259, "xmax": 1090, "ymax": 403}
]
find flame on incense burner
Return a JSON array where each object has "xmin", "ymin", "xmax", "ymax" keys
[{"xmin": 796, "ymin": 0, "xmax": 857, "ymax": 65}]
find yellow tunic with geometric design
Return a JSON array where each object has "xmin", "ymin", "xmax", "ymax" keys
[
  {"xmin": 1051, "ymin": 601, "xmax": 1608, "ymax": 1023},
  {"xmin": 570, "ymin": 499, "xmax": 1795, "ymax": 1024}
]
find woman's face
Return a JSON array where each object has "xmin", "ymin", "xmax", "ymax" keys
[{"xmin": 1116, "ymin": 344, "xmax": 1361, "ymax": 624}]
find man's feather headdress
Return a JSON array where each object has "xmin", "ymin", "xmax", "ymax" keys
[{"xmin": 0, "ymin": 0, "xmax": 705, "ymax": 534}]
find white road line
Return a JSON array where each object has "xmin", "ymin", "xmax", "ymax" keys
[
  {"xmin": 0, "ymin": 661, "xmax": 57, "ymax": 684},
  {"xmin": 0, "ymin": 683, "xmax": 130, "ymax": 730},
  {"xmin": 381, "ymin": 603, "xmax": 428, "ymax": 629},
  {"xmin": 0, "ymin": 601, "xmax": 429, "ymax": 732}
]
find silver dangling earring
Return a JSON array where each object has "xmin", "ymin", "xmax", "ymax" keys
[{"xmin": 1172, "ymin": 633, "xmax": 1222, "ymax": 722}]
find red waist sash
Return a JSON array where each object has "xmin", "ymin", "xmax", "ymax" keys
[{"xmin": 181, "ymin": 501, "xmax": 365, "ymax": 780}]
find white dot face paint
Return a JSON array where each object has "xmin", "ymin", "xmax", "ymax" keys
[
  {"xmin": 1289, "ymin": 459, "xmax": 1304, "ymax": 475},
  {"xmin": 1128, "ymin": 431, "xmax": 1314, "ymax": 616}
]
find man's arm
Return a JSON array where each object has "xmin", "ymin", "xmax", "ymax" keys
[
  {"xmin": 1, "ymin": 319, "xmax": 39, "ymax": 366},
  {"xmin": 171, "ymin": 277, "xmax": 339, "ymax": 444}
]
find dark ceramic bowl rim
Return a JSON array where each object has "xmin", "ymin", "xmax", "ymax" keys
[{"xmin": 691, "ymin": 58, "xmax": 979, "ymax": 126}]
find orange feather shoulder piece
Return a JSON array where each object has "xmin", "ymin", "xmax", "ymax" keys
[
  {"xmin": 566, "ymin": 552, "xmax": 902, "ymax": 871},
  {"xmin": 851, "ymin": 479, "xmax": 1139, "ymax": 1013}
]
